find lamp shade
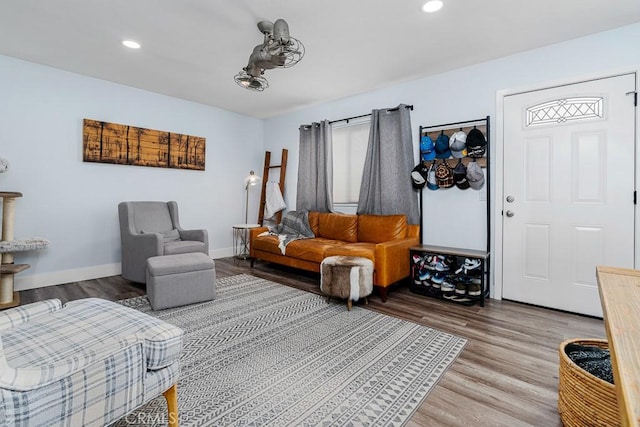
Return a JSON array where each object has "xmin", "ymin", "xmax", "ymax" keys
[{"xmin": 244, "ymin": 170, "xmax": 261, "ymax": 188}]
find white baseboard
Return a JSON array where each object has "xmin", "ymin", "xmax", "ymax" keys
[
  {"xmin": 15, "ymin": 263, "xmax": 122, "ymax": 291},
  {"xmin": 210, "ymin": 247, "xmax": 233, "ymax": 260},
  {"xmin": 14, "ymin": 247, "xmax": 234, "ymax": 291}
]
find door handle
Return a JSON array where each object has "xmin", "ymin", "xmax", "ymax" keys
[
  {"xmin": 505, "ymin": 210, "xmax": 515, "ymax": 217},
  {"xmin": 506, "ymin": 196, "xmax": 515, "ymax": 203}
]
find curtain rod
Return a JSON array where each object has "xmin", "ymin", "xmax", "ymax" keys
[{"xmin": 329, "ymin": 104, "xmax": 413, "ymax": 125}]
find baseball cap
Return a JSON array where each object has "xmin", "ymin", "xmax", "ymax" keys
[
  {"xmin": 449, "ymin": 131, "xmax": 467, "ymax": 158},
  {"xmin": 426, "ymin": 162, "xmax": 439, "ymax": 190},
  {"xmin": 466, "ymin": 128, "xmax": 487, "ymax": 158},
  {"xmin": 453, "ymin": 160, "xmax": 470, "ymax": 190},
  {"xmin": 466, "ymin": 161, "xmax": 485, "ymax": 190},
  {"xmin": 435, "ymin": 161, "xmax": 454, "ymax": 188},
  {"xmin": 435, "ymin": 133, "xmax": 451, "ymax": 159},
  {"xmin": 411, "ymin": 162, "xmax": 428, "ymax": 189},
  {"xmin": 420, "ymin": 135, "xmax": 436, "ymax": 161}
]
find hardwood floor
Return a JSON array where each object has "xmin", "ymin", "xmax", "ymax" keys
[{"xmin": 20, "ymin": 257, "xmax": 606, "ymax": 426}]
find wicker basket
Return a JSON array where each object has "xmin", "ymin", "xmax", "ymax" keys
[{"xmin": 558, "ymin": 338, "xmax": 619, "ymax": 427}]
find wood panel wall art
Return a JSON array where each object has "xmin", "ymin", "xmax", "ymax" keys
[{"xmin": 83, "ymin": 119, "xmax": 206, "ymax": 170}]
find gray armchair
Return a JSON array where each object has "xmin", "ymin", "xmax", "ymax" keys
[{"xmin": 118, "ymin": 201, "xmax": 209, "ymax": 283}]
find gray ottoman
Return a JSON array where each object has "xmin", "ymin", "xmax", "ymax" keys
[
  {"xmin": 320, "ymin": 256, "xmax": 374, "ymax": 311},
  {"xmin": 146, "ymin": 253, "xmax": 216, "ymax": 310}
]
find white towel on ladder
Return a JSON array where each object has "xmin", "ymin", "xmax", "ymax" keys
[{"xmin": 264, "ymin": 182, "xmax": 287, "ymax": 220}]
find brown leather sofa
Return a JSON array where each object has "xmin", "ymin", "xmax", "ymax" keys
[{"xmin": 249, "ymin": 211, "xmax": 420, "ymax": 301}]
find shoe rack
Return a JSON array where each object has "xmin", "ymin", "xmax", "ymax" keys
[{"xmin": 409, "ymin": 245, "xmax": 489, "ymax": 306}]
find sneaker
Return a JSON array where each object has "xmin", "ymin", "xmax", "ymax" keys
[
  {"xmin": 441, "ymin": 278, "xmax": 455, "ymax": 293},
  {"xmin": 465, "ymin": 258, "xmax": 482, "ymax": 268},
  {"xmin": 452, "ymin": 295, "xmax": 473, "ymax": 304},
  {"xmin": 455, "ymin": 277, "xmax": 469, "ymax": 295},
  {"xmin": 419, "ymin": 269, "xmax": 432, "ymax": 287},
  {"xmin": 425, "ymin": 255, "xmax": 439, "ymax": 270},
  {"xmin": 413, "ymin": 266, "xmax": 421, "ymax": 284},
  {"xmin": 432, "ymin": 256, "xmax": 453, "ymax": 272},
  {"xmin": 412, "ymin": 254, "xmax": 423, "ymax": 265},
  {"xmin": 418, "ymin": 269, "xmax": 431, "ymax": 282},
  {"xmin": 455, "ymin": 258, "xmax": 482, "ymax": 274},
  {"xmin": 468, "ymin": 280, "xmax": 482, "ymax": 296},
  {"xmin": 431, "ymin": 272, "xmax": 445, "ymax": 289}
]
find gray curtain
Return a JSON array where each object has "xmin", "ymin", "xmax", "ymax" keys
[
  {"xmin": 357, "ymin": 104, "xmax": 420, "ymax": 224},
  {"xmin": 296, "ymin": 120, "xmax": 333, "ymax": 212}
]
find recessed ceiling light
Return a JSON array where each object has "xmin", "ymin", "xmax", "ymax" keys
[
  {"xmin": 422, "ymin": 0, "xmax": 443, "ymax": 13},
  {"xmin": 122, "ymin": 40, "xmax": 141, "ymax": 49}
]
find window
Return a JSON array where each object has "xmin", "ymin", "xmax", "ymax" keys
[
  {"xmin": 332, "ymin": 118, "xmax": 370, "ymax": 210},
  {"xmin": 526, "ymin": 97, "xmax": 604, "ymax": 127}
]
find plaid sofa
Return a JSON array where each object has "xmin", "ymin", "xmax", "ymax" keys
[{"xmin": 0, "ymin": 298, "xmax": 183, "ymax": 426}]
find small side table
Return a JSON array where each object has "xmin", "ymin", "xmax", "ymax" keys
[{"xmin": 232, "ymin": 224, "xmax": 261, "ymax": 259}]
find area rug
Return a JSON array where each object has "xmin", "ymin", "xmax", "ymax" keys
[{"xmin": 115, "ymin": 274, "xmax": 466, "ymax": 426}]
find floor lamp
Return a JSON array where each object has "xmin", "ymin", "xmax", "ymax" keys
[{"xmin": 244, "ymin": 170, "xmax": 261, "ymax": 224}]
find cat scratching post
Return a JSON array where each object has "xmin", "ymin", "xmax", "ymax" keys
[
  {"xmin": 1, "ymin": 192, "xmax": 24, "ymax": 306},
  {"xmin": 0, "ymin": 193, "xmax": 50, "ymax": 308},
  {"xmin": 0, "ymin": 159, "xmax": 50, "ymax": 309}
]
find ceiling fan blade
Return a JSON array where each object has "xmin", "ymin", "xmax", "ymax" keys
[
  {"xmin": 257, "ymin": 20, "xmax": 274, "ymax": 35},
  {"xmin": 273, "ymin": 19, "xmax": 290, "ymax": 44}
]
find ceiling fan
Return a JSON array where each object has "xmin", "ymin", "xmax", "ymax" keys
[{"xmin": 234, "ymin": 19, "xmax": 305, "ymax": 92}]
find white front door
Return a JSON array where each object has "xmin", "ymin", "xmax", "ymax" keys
[{"xmin": 502, "ymin": 73, "xmax": 636, "ymax": 317}]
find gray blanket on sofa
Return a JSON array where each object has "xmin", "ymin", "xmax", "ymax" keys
[{"xmin": 260, "ymin": 210, "xmax": 315, "ymax": 255}]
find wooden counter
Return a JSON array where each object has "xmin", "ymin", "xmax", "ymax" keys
[{"xmin": 596, "ymin": 266, "xmax": 640, "ymax": 427}]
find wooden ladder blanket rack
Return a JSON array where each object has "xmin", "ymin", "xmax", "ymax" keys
[{"xmin": 258, "ymin": 149, "xmax": 288, "ymax": 226}]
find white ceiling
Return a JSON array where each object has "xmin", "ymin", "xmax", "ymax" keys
[{"xmin": 1, "ymin": 1, "xmax": 639, "ymax": 119}]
